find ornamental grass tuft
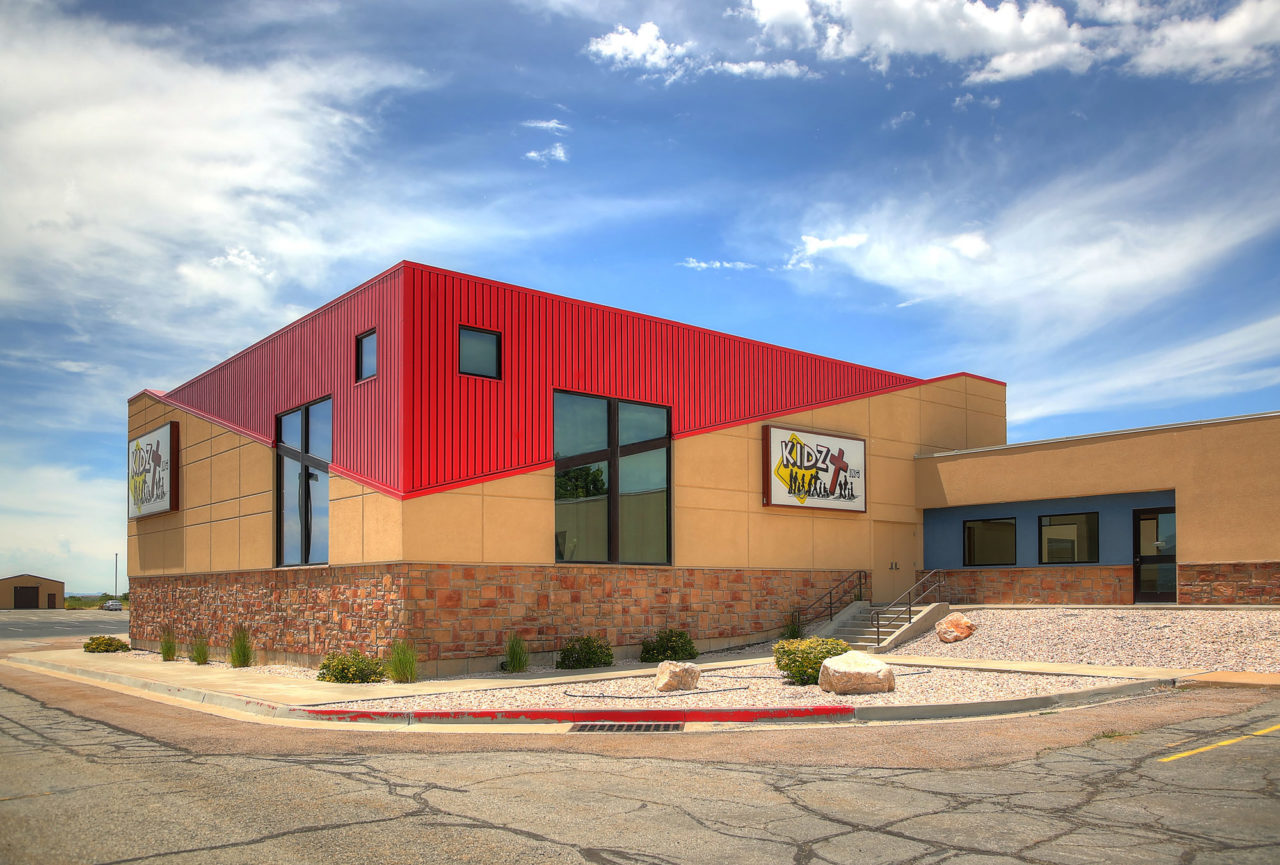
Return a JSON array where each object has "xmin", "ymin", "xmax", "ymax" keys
[
  {"xmin": 190, "ymin": 634, "xmax": 210, "ymax": 665},
  {"xmin": 772, "ymin": 637, "xmax": 851, "ymax": 685},
  {"xmin": 384, "ymin": 640, "xmax": 418, "ymax": 683},
  {"xmin": 228, "ymin": 626, "xmax": 254, "ymax": 668},
  {"xmin": 503, "ymin": 632, "xmax": 530, "ymax": 673},
  {"xmin": 159, "ymin": 628, "xmax": 177, "ymax": 661}
]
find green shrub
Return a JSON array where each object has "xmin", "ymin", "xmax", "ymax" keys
[
  {"xmin": 555, "ymin": 635, "xmax": 614, "ymax": 670},
  {"xmin": 384, "ymin": 640, "xmax": 418, "ymax": 683},
  {"xmin": 781, "ymin": 611, "xmax": 803, "ymax": 640},
  {"xmin": 772, "ymin": 637, "xmax": 852, "ymax": 685},
  {"xmin": 503, "ymin": 632, "xmax": 530, "ymax": 673},
  {"xmin": 190, "ymin": 634, "xmax": 209, "ymax": 665},
  {"xmin": 639, "ymin": 628, "xmax": 698, "ymax": 663},
  {"xmin": 83, "ymin": 635, "xmax": 130, "ymax": 653},
  {"xmin": 318, "ymin": 649, "xmax": 386, "ymax": 683},
  {"xmin": 159, "ymin": 628, "xmax": 177, "ymax": 661},
  {"xmin": 228, "ymin": 626, "xmax": 254, "ymax": 668}
]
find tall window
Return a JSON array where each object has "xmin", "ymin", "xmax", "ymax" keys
[
  {"xmin": 1039, "ymin": 513, "xmax": 1099, "ymax": 564},
  {"xmin": 554, "ymin": 392, "xmax": 670, "ymax": 564},
  {"xmin": 278, "ymin": 398, "xmax": 331, "ymax": 565},
  {"xmin": 963, "ymin": 517, "xmax": 1016, "ymax": 567},
  {"xmin": 356, "ymin": 329, "xmax": 377, "ymax": 381}
]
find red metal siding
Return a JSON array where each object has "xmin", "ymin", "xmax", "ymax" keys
[
  {"xmin": 157, "ymin": 261, "xmax": 923, "ymax": 500},
  {"xmin": 402, "ymin": 262, "xmax": 920, "ymax": 495},
  {"xmin": 163, "ymin": 268, "xmax": 405, "ymax": 494}
]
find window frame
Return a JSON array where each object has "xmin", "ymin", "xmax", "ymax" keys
[
  {"xmin": 355, "ymin": 328, "xmax": 377, "ymax": 382},
  {"xmin": 962, "ymin": 516, "xmax": 1017, "ymax": 567},
  {"xmin": 1038, "ymin": 511, "xmax": 1100, "ymax": 565},
  {"xmin": 458, "ymin": 325, "xmax": 502, "ymax": 379},
  {"xmin": 276, "ymin": 396, "xmax": 332, "ymax": 567},
  {"xmin": 553, "ymin": 391, "xmax": 671, "ymax": 565}
]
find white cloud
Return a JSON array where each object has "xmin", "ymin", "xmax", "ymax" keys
[
  {"xmin": 1010, "ymin": 313, "xmax": 1280, "ymax": 424},
  {"xmin": 1126, "ymin": 0, "xmax": 1280, "ymax": 80},
  {"xmin": 523, "ymin": 118, "xmax": 572, "ymax": 134},
  {"xmin": 586, "ymin": 21, "xmax": 694, "ymax": 79},
  {"xmin": 524, "ymin": 142, "xmax": 570, "ymax": 163},
  {"xmin": 711, "ymin": 58, "xmax": 816, "ymax": 78},
  {"xmin": 0, "ymin": 445, "xmax": 124, "ymax": 591},
  {"xmin": 887, "ymin": 109, "xmax": 916, "ymax": 129},
  {"xmin": 782, "ymin": 96, "xmax": 1280, "ymax": 360},
  {"xmin": 678, "ymin": 257, "xmax": 757, "ymax": 270},
  {"xmin": 585, "ymin": 1, "xmax": 1280, "ymax": 85}
]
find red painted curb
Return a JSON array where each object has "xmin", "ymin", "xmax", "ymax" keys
[{"xmin": 297, "ymin": 705, "xmax": 859, "ymax": 725}]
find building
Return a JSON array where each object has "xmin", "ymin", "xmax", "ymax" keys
[
  {"xmin": 2, "ymin": 575, "xmax": 64, "ymax": 610},
  {"xmin": 127, "ymin": 261, "xmax": 1280, "ymax": 672}
]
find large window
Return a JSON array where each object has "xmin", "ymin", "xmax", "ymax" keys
[
  {"xmin": 963, "ymin": 517, "xmax": 1016, "ymax": 567},
  {"xmin": 278, "ymin": 397, "xmax": 331, "ymax": 565},
  {"xmin": 1039, "ymin": 512, "xmax": 1099, "ymax": 564},
  {"xmin": 554, "ymin": 392, "xmax": 670, "ymax": 564},
  {"xmin": 459, "ymin": 326, "xmax": 500, "ymax": 378}
]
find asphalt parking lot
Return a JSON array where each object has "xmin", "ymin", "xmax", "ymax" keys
[{"xmin": 0, "ymin": 608, "xmax": 129, "ymax": 641}]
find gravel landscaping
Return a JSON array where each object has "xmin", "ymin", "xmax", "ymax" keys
[
  {"xmin": 888, "ymin": 608, "xmax": 1280, "ymax": 672},
  {"xmin": 322, "ymin": 665, "xmax": 1120, "ymax": 712}
]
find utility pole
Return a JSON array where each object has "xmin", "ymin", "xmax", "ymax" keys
[{"xmin": 114, "ymin": 553, "xmax": 118, "ymax": 599}]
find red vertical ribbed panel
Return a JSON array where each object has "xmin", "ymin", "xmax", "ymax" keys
[
  {"xmin": 163, "ymin": 267, "xmax": 405, "ymax": 493},
  {"xmin": 402, "ymin": 262, "xmax": 920, "ymax": 495}
]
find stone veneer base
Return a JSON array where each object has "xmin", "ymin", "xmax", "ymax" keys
[
  {"xmin": 129, "ymin": 562, "xmax": 862, "ymax": 674},
  {"xmin": 1177, "ymin": 561, "xmax": 1280, "ymax": 604}
]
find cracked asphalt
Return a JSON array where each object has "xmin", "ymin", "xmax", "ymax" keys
[{"xmin": 2, "ymin": 648, "xmax": 1278, "ymax": 865}]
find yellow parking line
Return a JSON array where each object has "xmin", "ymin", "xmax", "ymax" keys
[{"xmin": 1160, "ymin": 722, "xmax": 1280, "ymax": 762}]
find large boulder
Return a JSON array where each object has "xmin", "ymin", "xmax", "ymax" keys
[
  {"xmin": 818, "ymin": 651, "xmax": 894, "ymax": 694},
  {"xmin": 936, "ymin": 612, "xmax": 978, "ymax": 643},
  {"xmin": 654, "ymin": 660, "xmax": 700, "ymax": 692}
]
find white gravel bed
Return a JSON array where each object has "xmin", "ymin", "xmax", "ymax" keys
[
  {"xmin": 319, "ymin": 665, "xmax": 1121, "ymax": 712},
  {"xmin": 888, "ymin": 608, "xmax": 1280, "ymax": 672}
]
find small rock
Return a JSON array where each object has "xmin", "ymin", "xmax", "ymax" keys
[
  {"xmin": 654, "ymin": 660, "xmax": 700, "ymax": 692},
  {"xmin": 818, "ymin": 651, "xmax": 895, "ymax": 694},
  {"xmin": 936, "ymin": 612, "xmax": 978, "ymax": 643}
]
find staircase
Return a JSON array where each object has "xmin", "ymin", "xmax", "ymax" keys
[{"xmin": 829, "ymin": 603, "xmax": 918, "ymax": 651}]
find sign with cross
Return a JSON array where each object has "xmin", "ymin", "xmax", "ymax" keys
[{"xmin": 762, "ymin": 425, "xmax": 866, "ymax": 513}]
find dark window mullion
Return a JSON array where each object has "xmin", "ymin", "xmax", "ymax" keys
[
  {"xmin": 608, "ymin": 399, "xmax": 619, "ymax": 563},
  {"xmin": 618, "ymin": 437, "xmax": 670, "ymax": 458},
  {"xmin": 555, "ymin": 448, "xmax": 612, "ymax": 471}
]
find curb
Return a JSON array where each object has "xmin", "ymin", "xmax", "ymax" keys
[{"xmin": 5, "ymin": 654, "xmax": 1173, "ymax": 728}]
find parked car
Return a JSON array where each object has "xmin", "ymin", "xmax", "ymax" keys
[{"xmin": 100, "ymin": 600, "xmax": 123, "ymax": 611}]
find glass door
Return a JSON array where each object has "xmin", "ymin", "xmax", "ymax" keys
[{"xmin": 1133, "ymin": 508, "xmax": 1176, "ymax": 602}]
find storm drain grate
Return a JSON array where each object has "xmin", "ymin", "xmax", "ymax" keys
[{"xmin": 569, "ymin": 722, "xmax": 684, "ymax": 734}]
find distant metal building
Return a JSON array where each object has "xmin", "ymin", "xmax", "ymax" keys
[{"xmin": 1, "ymin": 574, "xmax": 64, "ymax": 609}]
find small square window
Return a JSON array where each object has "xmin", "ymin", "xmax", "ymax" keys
[
  {"xmin": 963, "ymin": 517, "xmax": 1016, "ymax": 567},
  {"xmin": 1039, "ymin": 513, "xmax": 1099, "ymax": 564},
  {"xmin": 459, "ymin": 326, "xmax": 500, "ymax": 378},
  {"xmin": 356, "ymin": 330, "xmax": 377, "ymax": 381}
]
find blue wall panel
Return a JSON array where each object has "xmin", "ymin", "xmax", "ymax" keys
[{"xmin": 924, "ymin": 491, "xmax": 1176, "ymax": 569}]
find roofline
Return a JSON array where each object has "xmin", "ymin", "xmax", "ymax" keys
[
  {"xmin": 917, "ymin": 409, "xmax": 1280, "ymax": 460},
  {"xmin": 128, "ymin": 389, "xmax": 273, "ymax": 447}
]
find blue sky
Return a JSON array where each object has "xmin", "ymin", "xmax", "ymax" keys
[{"xmin": 2, "ymin": 0, "xmax": 1279, "ymax": 591}]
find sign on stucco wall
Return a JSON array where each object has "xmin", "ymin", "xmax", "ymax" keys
[
  {"xmin": 762, "ymin": 425, "xmax": 866, "ymax": 513},
  {"xmin": 128, "ymin": 422, "xmax": 179, "ymax": 519}
]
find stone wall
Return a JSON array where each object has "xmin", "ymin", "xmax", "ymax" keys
[
  {"xmin": 1177, "ymin": 562, "xmax": 1280, "ymax": 604},
  {"xmin": 925, "ymin": 566, "xmax": 1135, "ymax": 605},
  {"xmin": 129, "ymin": 563, "xmax": 860, "ymax": 675}
]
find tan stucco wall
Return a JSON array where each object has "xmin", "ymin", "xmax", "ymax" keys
[
  {"xmin": 916, "ymin": 412, "xmax": 1280, "ymax": 563},
  {"xmin": 128, "ymin": 394, "xmax": 274, "ymax": 576},
  {"xmin": 1, "ymin": 576, "xmax": 65, "ymax": 609},
  {"xmin": 672, "ymin": 375, "xmax": 1006, "ymax": 597}
]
